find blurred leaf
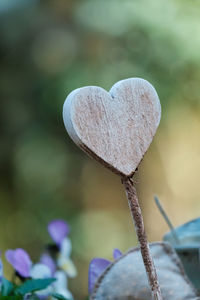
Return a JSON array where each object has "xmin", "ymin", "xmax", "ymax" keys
[
  {"xmin": 15, "ymin": 278, "xmax": 56, "ymax": 295},
  {"xmin": 0, "ymin": 295, "xmax": 22, "ymax": 300},
  {"xmin": 1, "ymin": 278, "xmax": 14, "ymax": 296}
]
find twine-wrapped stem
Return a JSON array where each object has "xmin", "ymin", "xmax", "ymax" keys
[{"xmin": 122, "ymin": 176, "xmax": 163, "ymax": 300}]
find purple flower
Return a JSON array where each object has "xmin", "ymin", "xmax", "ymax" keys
[
  {"xmin": 47, "ymin": 219, "xmax": 77, "ymax": 278},
  {"xmin": 48, "ymin": 220, "xmax": 70, "ymax": 246},
  {"xmin": 88, "ymin": 248, "xmax": 122, "ymax": 294},
  {"xmin": 40, "ymin": 253, "xmax": 56, "ymax": 276},
  {"xmin": 113, "ymin": 248, "xmax": 122, "ymax": 260},
  {"xmin": 5, "ymin": 248, "xmax": 52, "ymax": 281},
  {"xmin": 6, "ymin": 248, "xmax": 32, "ymax": 277},
  {"xmin": 5, "ymin": 248, "xmax": 54, "ymax": 299},
  {"xmin": 88, "ymin": 258, "xmax": 110, "ymax": 294}
]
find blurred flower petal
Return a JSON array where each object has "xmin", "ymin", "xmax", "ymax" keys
[
  {"xmin": 48, "ymin": 220, "xmax": 70, "ymax": 246},
  {"xmin": 113, "ymin": 248, "xmax": 122, "ymax": 260},
  {"xmin": 88, "ymin": 258, "xmax": 111, "ymax": 294},
  {"xmin": 60, "ymin": 238, "xmax": 72, "ymax": 258},
  {"xmin": 57, "ymin": 257, "xmax": 77, "ymax": 278},
  {"xmin": 40, "ymin": 253, "xmax": 56, "ymax": 275},
  {"xmin": 5, "ymin": 248, "xmax": 32, "ymax": 277},
  {"xmin": 30, "ymin": 263, "xmax": 52, "ymax": 279},
  {"xmin": 30, "ymin": 263, "xmax": 53, "ymax": 299},
  {"xmin": 53, "ymin": 289, "xmax": 73, "ymax": 300},
  {"xmin": 57, "ymin": 236, "xmax": 77, "ymax": 278},
  {"xmin": 53, "ymin": 271, "xmax": 73, "ymax": 300}
]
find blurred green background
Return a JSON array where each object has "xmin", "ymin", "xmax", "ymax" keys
[{"xmin": 1, "ymin": 0, "xmax": 200, "ymax": 298}]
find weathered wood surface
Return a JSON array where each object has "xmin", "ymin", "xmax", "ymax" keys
[
  {"xmin": 91, "ymin": 242, "xmax": 199, "ymax": 300},
  {"xmin": 63, "ymin": 78, "xmax": 163, "ymax": 300},
  {"xmin": 63, "ymin": 78, "xmax": 161, "ymax": 176},
  {"xmin": 123, "ymin": 178, "xmax": 162, "ymax": 299}
]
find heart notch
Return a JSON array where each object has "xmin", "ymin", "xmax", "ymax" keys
[{"xmin": 63, "ymin": 78, "xmax": 161, "ymax": 177}]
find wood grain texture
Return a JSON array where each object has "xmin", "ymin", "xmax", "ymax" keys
[
  {"xmin": 63, "ymin": 78, "xmax": 161, "ymax": 177},
  {"xmin": 122, "ymin": 177, "xmax": 162, "ymax": 299}
]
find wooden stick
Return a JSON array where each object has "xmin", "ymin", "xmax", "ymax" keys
[{"xmin": 122, "ymin": 177, "xmax": 163, "ymax": 300}]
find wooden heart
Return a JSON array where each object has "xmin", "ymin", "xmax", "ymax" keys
[{"xmin": 63, "ymin": 78, "xmax": 161, "ymax": 177}]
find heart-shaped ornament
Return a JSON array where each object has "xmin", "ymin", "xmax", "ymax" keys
[{"xmin": 63, "ymin": 78, "xmax": 161, "ymax": 177}]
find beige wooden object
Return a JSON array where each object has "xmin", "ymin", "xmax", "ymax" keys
[
  {"xmin": 63, "ymin": 78, "xmax": 161, "ymax": 177},
  {"xmin": 63, "ymin": 78, "xmax": 163, "ymax": 299}
]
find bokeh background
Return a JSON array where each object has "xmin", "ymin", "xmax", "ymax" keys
[{"xmin": 1, "ymin": 0, "xmax": 200, "ymax": 298}]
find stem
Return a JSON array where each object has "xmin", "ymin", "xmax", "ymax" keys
[{"xmin": 122, "ymin": 177, "xmax": 163, "ymax": 300}]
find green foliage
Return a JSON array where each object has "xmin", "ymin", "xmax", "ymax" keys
[
  {"xmin": 0, "ymin": 277, "xmax": 56, "ymax": 299},
  {"xmin": 15, "ymin": 278, "xmax": 56, "ymax": 295},
  {"xmin": 0, "ymin": 295, "xmax": 40, "ymax": 300},
  {"xmin": 0, "ymin": 296, "xmax": 22, "ymax": 300},
  {"xmin": 1, "ymin": 278, "xmax": 14, "ymax": 296}
]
